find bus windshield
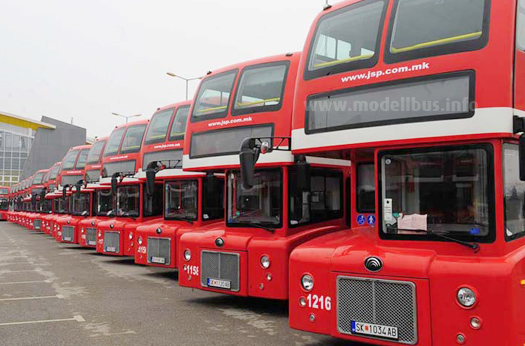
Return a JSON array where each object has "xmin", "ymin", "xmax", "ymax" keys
[
  {"xmin": 116, "ymin": 185, "xmax": 140, "ymax": 217},
  {"xmin": 41, "ymin": 199, "xmax": 52, "ymax": 213},
  {"xmin": 380, "ymin": 145, "xmax": 493, "ymax": 241},
  {"xmin": 62, "ymin": 150, "xmax": 79, "ymax": 170},
  {"xmin": 32, "ymin": 173, "xmax": 44, "ymax": 185},
  {"xmin": 165, "ymin": 180, "xmax": 198, "ymax": 221},
  {"xmin": 87, "ymin": 140, "xmax": 106, "ymax": 164},
  {"xmin": 227, "ymin": 169, "xmax": 281, "ymax": 228},
  {"xmin": 49, "ymin": 165, "xmax": 60, "ymax": 180},
  {"xmin": 95, "ymin": 190, "xmax": 114, "ymax": 217},
  {"xmin": 120, "ymin": 125, "xmax": 147, "ymax": 154},
  {"xmin": 145, "ymin": 108, "xmax": 174, "ymax": 145},
  {"xmin": 70, "ymin": 193, "xmax": 90, "ymax": 216},
  {"xmin": 388, "ymin": 0, "xmax": 486, "ymax": 56},
  {"xmin": 233, "ymin": 63, "xmax": 287, "ymax": 114},
  {"xmin": 169, "ymin": 106, "xmax": 190, "ymax": 140},
  {"xmin": 54, "ymin": 197, "xmax": 69, "ymax": 214},
  {"xmin": 75, "ymin": 149, "xmax": 90, "ymax": 169},
  {"xmin": 105, "ymin": 128, "xmax": 126, "ymax": 157},
  {"xmin": 308, "ymin": 0, "xmax": 385, "ymax": 73},
  {"xmin": 193, "ymin": 71, "xmax": 236, "ymax": 119}
]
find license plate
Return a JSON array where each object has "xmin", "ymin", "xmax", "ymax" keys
[
  {"xmin": 87, "ymin": 240, "xmax": 96, "ymax": 246},
  {"xmin": 106, "ymin": 246, "xmax": 116, "ymax": 253},
  {"xmin": 207, "ymin": 278, "xmax": 231, "ymax": 289},
  {"xmin": 151, "ymin": 257, "xmax": 166, "ymax": 264},
  {"xmin": 351, "ymin": 321, "xmax": 398, "ymax": 340},
  {"xmin": 64, "ymin": 237, "xmax": 72, "ymax": 241}
]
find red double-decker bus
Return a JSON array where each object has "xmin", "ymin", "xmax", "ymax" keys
[
  {"xmin": 287, "ymin": 0, "xmax": 525, "ymax": 345},
  {"xmin": 77, "ymin": 137, "xmax": 110, "ymax": 248},
  {"xmin": 177, "ymin": 53, "xmax": 350, "ymax": 299},
  {"xmin": 96, "ymin": 119, "xmax": 161, "ymax": 257},
  {"xmin": 134, "ymin": 101, "xmax": 225, "ymax": 269},
  {"xmin": 40, "ymin": 162, "xmax": 62, "ymax": 234},
  {"xmin": 55, "ymin": 145, "xmax": 91, "ymax": 243},
  {"xmin": 0, "ymin": 185, "xmax": 10, "ymax": 221},
  {"xmin": 28, "ymin": 168, "xmax": 49, "ymax": 231}
]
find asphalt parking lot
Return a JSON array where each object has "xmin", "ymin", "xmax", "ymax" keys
[{"xmin": 0, "ymin": 222, "xmax": 360, "ymax": 346}]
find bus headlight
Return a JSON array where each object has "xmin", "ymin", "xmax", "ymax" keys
[
  {"xmin": 457, "ymin": 287, "xmax": 477, "ymax": 308},
  {"xmin": 128, "ymin": 232, "xmax": 133, "ymax": 240},
  {"xmin": 184, "ymin": 249, "xmax": 191, "ymax": 261},
  {"xmin": 260, "ymin": 255, "xmax": 271, "ymax": 269},
  {"xmin": 301, "ymin": 274, "xmax": 314, "ymax": 292},
  {"xmin": 137, "ymin": 236, "xmax": 143, "ymax": 245}
]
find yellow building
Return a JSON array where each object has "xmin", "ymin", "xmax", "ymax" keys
[{"xmin": 0, "ymin": 111, "xmax": 55, "ymax": 186}]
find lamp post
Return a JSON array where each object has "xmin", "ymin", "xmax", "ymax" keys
[
  {"xmin": 111, "ymin": 112, "xmax": 142, "ymax": 124},
  {"xmin": 166, "ymin": 73, "xmax": 203, "ymax": 100}
]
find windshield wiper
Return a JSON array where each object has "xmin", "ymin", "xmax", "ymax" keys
[
  {"xmin": 387, "ymin": 226, "xmax": 480, "ymax": 253},
  {"xmin": 234, "ymin": 222, "xmax": 275, "ymax": 233},
  {"xmin": 170, "ymin": 217, "xmax": 194, "ymax": 225}
]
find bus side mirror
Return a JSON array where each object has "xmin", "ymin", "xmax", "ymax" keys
[
  {"xmin": 239, "ymin": 138, "xmax": 259, "ymax": 190},
  {"xmin": 145, "ymin": 161, "xmax": 159, "ymax": 197},
  {"xmin": 205, "ymin": 174, "xmax": 220, "ymax": 196},
  {"xmin": 75, "ymin": 180, "xmax": 83, "ymax": 196},
  {"xmin": 296, "ymin": 156, "xmax": 311, "ymax": 192},
  {"xmin": 519, "ymin": 133, "xmax": 525, "ymax": 181},
  {"xmin": 111, "ymin": 173, "xmax": 119, "ymax": 196},
  {"xmin": 62, "ymin": 185, "xmax": 70, "ymax": 200}
]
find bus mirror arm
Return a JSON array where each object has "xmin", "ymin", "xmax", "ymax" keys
[
  {"xmin": 239, "ymin": 136, "xmax": 291, "ymax": 190},
  {"xmin": 239, "ymin": 138, "xmax": 259, "ymax": 190},
  {"xmin": 513, "ymin": 116, "xmax": 525, "ymax": 181},
  {"xmin": 295, "ymin": 155, "xmax": 311, "ymax": 192},
  {"xmin": 62, "ymin": 185, "xmax": 70, "ymax": 200},
  {"xmin": 145, "ymin": 161, "xmax": 160, "ymax": 197},
  {"xmin": 111, "ymin": 173, "xmax": 120, "ymax": 197},
  {"xmin": 39, "ymin": 188, "xmax": 47, "ymax": 201},
  {"xmin": 75, "ymin": 180, "xmax": 83, "ymax": 196}
]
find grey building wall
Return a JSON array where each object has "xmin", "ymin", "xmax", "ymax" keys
[{"xmin": 20, "ymin": 117, "xmax": 86, "ymax": 180}]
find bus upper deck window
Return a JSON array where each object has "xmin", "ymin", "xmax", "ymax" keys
[
  {"xmin": 305, "ymin": 0, "xmax": 386, "ymax": 79},
  {"xmin": 386, "ymin": 0, "xmax": 489, "ymax": 63},
  {"xmin": 169, "ymin": 106, "xmax": 190, "ymax": 141},
  {"xmin": 192, "ymin": 71, "xmax": 237, "ymax": 121},
  {"xmin": 233, "ymin": 63, "xmax": 288, "ymax": 116},
  {"xmin": 120, "ymin": 125, "xmax": 147, "ymax": 154}
]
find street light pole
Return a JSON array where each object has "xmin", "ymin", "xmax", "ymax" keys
[
  {"xmin": 111, "ymin": 113, "xmax": 142, "ymax": 124},
  {"xmin": 166, "ymin": 73, "xmax": 203, "ymax": 100}
]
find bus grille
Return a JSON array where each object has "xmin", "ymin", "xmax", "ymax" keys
[
  {"xmin": 33, "ymin": 219, "xmax": 42, "ymax": 230},
  {"xmin": 337, "ymin": 276, "xmax": 417, "ymax": 344},
  {"xmin": 61, "ymin": 226, "xmax": 75, "ymax": 242},
  {"xmin": 201, "ymin": 251, "xmax": 240, "ymax": 291},
  {"xmin": 147, "ymin": 237, "xmax": 171, "ymax": 265},
  {"xmin": 86, "ymin": 228, "xmax": 97, "ymax": 246},
  {"xmin": 104, "ymin": 231, "xmax": 120, "ymax": 253}
]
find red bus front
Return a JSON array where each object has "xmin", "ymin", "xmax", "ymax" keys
[
  {"xmin": 177, "ymin": 53, "xmax": 351, "ymax": 300},
  {"xmin": 288, "ymin": 0, "xmax": 525, "ymax": 345},
  {"xmin": 133, "ymin": 100, "xmax": 224, "ymax": 269},
  {"xmin": 55, "ymin": 145, "xmax": 91, "ymax": 244},
  {"xmin": 77, "ymin": 137, "xmax": 110, "ymax": 248},
  {"xmin": 96, "ymin": 119, "xmax": 160, "ymax": 257}
]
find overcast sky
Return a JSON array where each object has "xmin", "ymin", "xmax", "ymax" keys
[{"xmin": 0, "ymin": 0, "xmax": 337, "ymax": 138}]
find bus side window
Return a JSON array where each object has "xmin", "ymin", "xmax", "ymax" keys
[
  {"xmin": 518, "ymin": 0, "xmax": 525, "ymax": 51},
  {"xmin": 503, "ymin": 144, "xmax": 525, "ymax": 241},
  {"xmin": 357, "ymin": 163, "xmax": 375, "ymax": 213}
]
